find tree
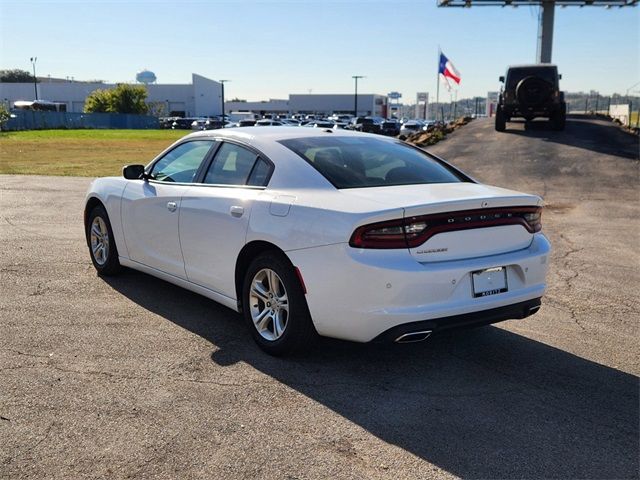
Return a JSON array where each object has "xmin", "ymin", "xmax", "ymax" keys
[
  {"xmin": 109, "ymin": 84, "xmax": 148, "ymax": 114},
  {"xmin": 0, "ymin": 69, "xmax": 37, "ymax": 83},
  {"xmin": 0, "ymin": 104, "xmax": 10, "ymax": 130},
  {"xmin": 83, "ymin": 89, "xmax": 112, "ymax": 113},
  {"xmin": 84, "ymin": 84, "xmax": 149, "ymax": 114}
]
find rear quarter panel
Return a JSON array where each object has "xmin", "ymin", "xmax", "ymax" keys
[{"xmin": 245, "ymin": 189, "xmax": 405, "ymax": 252}]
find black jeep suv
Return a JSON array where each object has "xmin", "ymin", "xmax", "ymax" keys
[{"xmin": 496, "ymin": 64, "xmax": 566, "ymax": 132}]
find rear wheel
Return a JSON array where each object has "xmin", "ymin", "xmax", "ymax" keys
[
  {"xmin": 495, "ymin": 106, "xmax": 506, "ymax": 132},
  {"xmin": 86, "ymin": 205, "xmax": 121, "ymax": 275},
  {"xmin": 242, "ymin": 252, "xmax": 316, "ymax": 356}
]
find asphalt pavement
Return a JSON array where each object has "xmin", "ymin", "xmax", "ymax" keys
[{"xmin": 1, "ymin": 116, "xmax": 638, "ymax": 479}]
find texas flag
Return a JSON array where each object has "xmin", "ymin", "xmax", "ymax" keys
[{"xmin": 439, "ymin": 52, "xmax": 461, "ymax": 90}]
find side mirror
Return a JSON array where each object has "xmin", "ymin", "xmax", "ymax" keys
[
  {"xmin": 558, "ymin": 74, "xmax": 562, "ymax": 80},
  {"xmin": 499, "ymin": 76, "xmax": 505, "ymax": 83},
  {"xmin": 123, "ymin": 164, "xmax": 146, "ymax": 180}
]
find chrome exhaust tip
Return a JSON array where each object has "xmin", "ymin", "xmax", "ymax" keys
[
  {"xmin": 528, "ymin": 306, "xmax": 541, "ymax": 316},
  {"xmin": 394, "ymin": 330, "xmax": 433, "ymax": 343}
]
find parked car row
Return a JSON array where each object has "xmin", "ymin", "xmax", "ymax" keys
[{"xmin": 160, "ymin": 114, "xmax": 442, "ymax": 138}]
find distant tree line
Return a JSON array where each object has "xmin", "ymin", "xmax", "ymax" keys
[{"xmin": 0, "ymin": 69, "xmax": 37, "ymax": 83}]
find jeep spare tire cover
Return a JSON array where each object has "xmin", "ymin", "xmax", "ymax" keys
[{"xmin": 516, "ymin": 76, "xmax": 553, "ymax": 106}]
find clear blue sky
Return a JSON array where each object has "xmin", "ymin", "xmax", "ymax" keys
[{"xmin": 1, "ymin": 0, "xmax": 638, "ymax": 101}]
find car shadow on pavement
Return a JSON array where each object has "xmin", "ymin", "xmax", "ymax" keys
[
  {"xmin": 502, "ymin": 116, "xmax": 639, "ymax": 161},
  {"xmin": 104, "ymin": 269, "xmax": 639, "ymax": 479}
]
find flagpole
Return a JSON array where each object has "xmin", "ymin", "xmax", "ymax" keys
[{"xmin": 436, "ymin": 47, "xmax": 441, "ymax": 122}]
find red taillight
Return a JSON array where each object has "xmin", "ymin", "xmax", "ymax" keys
[
  {"xmin": 349, "ymin": 207, "xmax": 542, "ymax": 249},
  {"xmin": 350, "ymin": 218, "xmax": 408, "ymax": 249}
]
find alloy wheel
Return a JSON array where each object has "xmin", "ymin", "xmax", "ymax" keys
[
  {"xmin": 90, "ymin": 216, "xmax": 110, "ymax": 266},
  {"xmin": 249, "ymin": 268, "xmax": 289, "ymax": 341}
]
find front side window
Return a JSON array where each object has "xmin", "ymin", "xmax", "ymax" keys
[
  {"xmin": 150, "ymin": 140, "xmax": 213, "ymax": 183},
  {"xmin": 204, "ymin": 142, "xmax": 261, "ymax": 186},
  {"xmin": 279, "ymin": 136, "xmax": 464, "ymax": 189}
]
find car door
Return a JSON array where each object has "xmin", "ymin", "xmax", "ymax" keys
[
  {"xmin": 179, "ymin": 141, "xmax": 273, "ymax": 298},
  {"xmin": 121, "ymin": 139, "xmax": 216, "ymax": 278}
]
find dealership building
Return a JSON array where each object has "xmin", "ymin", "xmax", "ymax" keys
[
  {"xmin": 225, "ymin": 94, "xmax": 389, "ymax": 117},
  {"xmin": 1, "ymin": 73, "xmax": 390, "ymax": 118},
  {"xmin": 0, "ymin": 73, "xmax": 222, "ymax": 117}
]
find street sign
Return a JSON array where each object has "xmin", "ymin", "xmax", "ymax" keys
[
  {"xmin": 417, "ymin": 92, "xmax": 428, "ymax": 102},
  {"xmin": 388, "ymin": 91, "xmax": 402, "ymax": 100}
]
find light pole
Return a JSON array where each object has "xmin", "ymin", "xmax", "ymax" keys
[
  {"xmin": 219, "ymin": 80, "xmax": 230, "ymax": 121},
  {"xmin": 352, "ymin": 75, "xmax": 364, "ymax": 117},
  {"xmin": 30, "ymin": 57, "xmax": 38, "ymax": 100}
]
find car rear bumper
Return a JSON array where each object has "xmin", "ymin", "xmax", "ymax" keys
[
  {"xmin": 286, "ymin": 233, "xmax": 550, "ymax": 343},
  {"xmin": 372, "ymin": 297, "xmax": 541, "ymax": 343},
  {"xmin": 503, "ymin": 104, "xmax": 564, "ymax": 118}
]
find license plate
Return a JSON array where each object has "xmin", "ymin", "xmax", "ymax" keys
[{"xmin": 472, "ymin": 267, "xmax": 508, "ymax": 298}]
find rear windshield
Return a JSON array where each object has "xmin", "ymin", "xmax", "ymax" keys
[
  {"xmin": 506, "ymin": 67, "xmax": 557, "ymax": 89},
  {"xmin": 279, "ymin": 136, "xmax": 464, "ymax": 189}
]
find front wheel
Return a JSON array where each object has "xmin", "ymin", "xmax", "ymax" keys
[
  {"xmin": 86, "ymin": 205, "xmax": 121, "ymax": 275},
  {"xmin": 242, "ymin": 252, "xmax": 316, "ymax": 356}
]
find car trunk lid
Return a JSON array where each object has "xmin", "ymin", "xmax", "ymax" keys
[{"xmin": 344, "ymin": 183, "xmax": 542, "ymax": 262}]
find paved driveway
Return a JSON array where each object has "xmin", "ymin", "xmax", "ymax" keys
[{"xmin": 1, "ymin": 117, "xmax": 638, "ymax": 479}]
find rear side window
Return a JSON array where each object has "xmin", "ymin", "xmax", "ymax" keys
[
  {"xmin": 203, "ymin": 142, "xmax": 272, "ymax": 187},
  {"xmin": 247, "ymin": 158, "xmax": 271, "ymax": 186},
  {"xmin": 204, "ymin": 142, "xmax": 256, "ymax": 185},
  {"xmin": 279, "ymin": 136, "xmax": 463, "ymax": 189}
]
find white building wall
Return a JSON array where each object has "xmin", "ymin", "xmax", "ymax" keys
[
  {"xmin": 226, "ymin": 95, "xmax": 389, "ymax": 117},
  {"xmin": 145, "ymin": 84, "xmax": 193, "ymax": 116},
  {"xmin": 0, "ymin": 81, "xmax": 110, "ymax": 112},
  {"xmin": 0, "ymin": 74, "xmax": 222, "ymax": 116},
  {"xmin": 225, "ymin": 99, "xmax": 290, "ymax": 114},
  {"xmin": 192, "ymin": 74, "xmax": 222, "ymax": 117},
  {"xmin": 1, "ymin": 80, "xmax": 388, "ymax": 118},
  {"xmin": 289, "ymin": 94, "xmax": 387, "ymax": 116}
]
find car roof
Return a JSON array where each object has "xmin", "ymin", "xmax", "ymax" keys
[
  {"xmin": 507, "ymin": 64, "xmax": 558, "ymax": 69},
  {"xmin": 174, "ymin": 127, "xmax": 403, "ymax": 192},
  {"xmin": 186, "ymin": 126, "xmax": 371, "ymax": 143},
  {"xmin": 184, "ymin": 127, "xmax": 398, "ymax": 168}
]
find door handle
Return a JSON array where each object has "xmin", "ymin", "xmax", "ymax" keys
[
  {"xmin": 230, "ymin": 206, "xmax": 244, "ymax": 218},
  {"xmin": 167, "ymin": 201, "xmax": 178, "ymax": 212}
]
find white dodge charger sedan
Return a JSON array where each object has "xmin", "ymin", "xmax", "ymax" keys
[{"xmin": 84, "ymin": 127, "xmax": 550, "ymax": 355}]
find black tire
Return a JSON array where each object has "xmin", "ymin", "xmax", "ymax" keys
[
  {"xmin": 495, "ymin": 106, "xmax": 506, "ymax": 132},
  {"xmin": 550, "ymin": 109, "xmax": 566, "ymax": 131},
  {"xmin": 86, "ymin": 204, "xmax": 121, "ymax": 276},
  {"xmin": 242, "ymin": 251, "xmax": 317, "ymax": 356}
]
